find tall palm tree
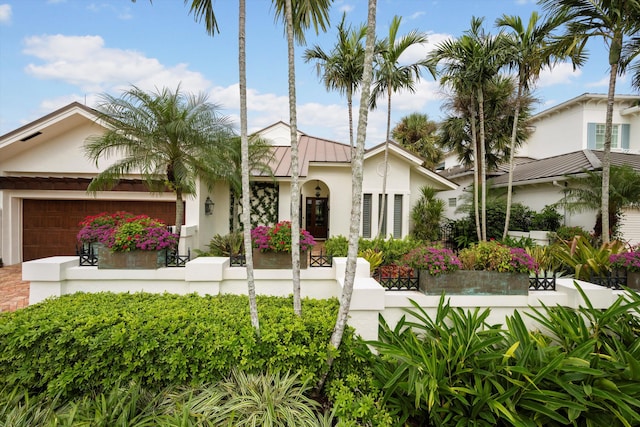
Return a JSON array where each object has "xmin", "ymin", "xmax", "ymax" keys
[
  {"xmin": 539, "ymin": 0, "xmax": 640, "ymax": 243},
  {"xmin": 184, "ymin": 0, "xmax": 260, "ymax": 333},
  {"xmin": 272, "ymin": 0, "xmax": 331, "ymax": 316},
  {"xmin": 429, "ymin": 17, "xmax": 510, "ymax": 241},
  {"xmin": 438, "ymin": 74, "xmax": 535, "ymax": 171},
  {"xmin": 304, "ymin": 13, "xmax": 367, "ymax": 150},
  {"xmin": 497, "ymin": 11, "xmax": 581, "ymax": 239},
  {"xmin": 84, "ymin": 85, "xmax": 234, "ymax": 243},
  {"xmin": 370, "ymin": 15, "xmax": 429, "ymax": 238},
  {"xmin": 391, "ymin": 112, "xmax": 442, "ymax": 169},
  {"xmin": 318, "ymin": 0, "xmax": 378, "ymax": 393}
]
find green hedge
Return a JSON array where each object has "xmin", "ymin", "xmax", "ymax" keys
[{"xmin": 0, "ymin": 293, "xmax": 369, "ymax": 400}]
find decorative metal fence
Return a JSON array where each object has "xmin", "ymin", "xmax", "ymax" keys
[
  {"xmin": 373, "ymin": 266, "xmax": 419, "ymax": 291},
  {"xmin": 589, "ymin": 270, "xmax": 627, "ymax": 290},
  {"xmin": 529, "ymin": 271, "xmax": 557, "ymax": 291}
]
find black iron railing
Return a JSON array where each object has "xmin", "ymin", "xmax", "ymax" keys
[
  {"xmin": 76, "ymin": 244, "xmax": 98, "ymax": 266},
  {"xmin": 165, "ymin": 249, "xmax": 191, "ymax": 267},
  {"xmin": 374, "ymin": 266, "xmax": 419, "ymax": 291},
  {"xmin": 589, "ymin": 270, "xmax": 626, "ymax": 290},
  {"xmin": 529, "ymin": 271, "xmax": 557, "ymax": 291}
]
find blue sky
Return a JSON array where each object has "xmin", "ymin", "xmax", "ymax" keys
[{"xmin": 0, "ymin": 0, "xmax": 635, "ymax": 145}]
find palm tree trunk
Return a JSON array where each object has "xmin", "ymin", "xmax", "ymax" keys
[
  {"xmin": 469, "ymin": 102, "xmax": 481, "ymax": 242},
  {"xmin": 347, "ymin": 87, "xmax": 354, "ymax": 152},
  {"xmin": 602, "ymin": 61, "xmax": 618, "ymax": 244},
  {"xmin": 175, "ymin": 189, "xmax": 184, "ymax": 242},
  {"xmin": 502, "ymin": 83, "xmax": 523, "ymax": 240},
  {"xmin": 317, "ymin": 0, "xmax": 376, "ymax": 394},
  {"xmin": 239, "ymin": 0, "xmax": 259, "ymax": 334},
  {"xmin": 376, "ymin": 85, "xmax": 392, "ymax": 238},
  {"xmin": 478, "ymin": 86, "xmax": 487, "ymax": 242},
  {"xmin": 284, "ymin": 0, "xmax": 302, "ymax": 316}
]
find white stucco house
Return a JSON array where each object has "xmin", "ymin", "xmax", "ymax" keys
[
  {"xmin": 436, "ymin": 93, "xmax": 640, "ymax": 244},
  {"xmin": 0, "ymin": 103, "xmax": 456, "ymax": 265}
]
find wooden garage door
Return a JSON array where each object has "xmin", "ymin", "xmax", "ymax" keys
[{"xmin": 22, "ymin": 200, "xmax": 178, "ymax": 261}]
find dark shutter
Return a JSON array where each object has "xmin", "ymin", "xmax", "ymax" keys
[
  {"xmin": 393, "ymin": 194, "xmax": 403, "ymax": 238},
  {"xmin": 363, "ymin": 194, "xmax": 372, "ymax": 238}
]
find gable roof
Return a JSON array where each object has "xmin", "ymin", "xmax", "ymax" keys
[
  {"xmin": 529, "ymin": 93, "xmax": 640, "ymax": 123},
  {"xmin": 0, "ymin": 102, "xmax": 101, "ymax": 162},
  {"xmin": 255, "ymin": 124, "xmax": 457, "ymax": 189},
  {"xmin": 261, "ymin": 134, "xmax": 352, "ymax": 177},
  {"xmin": 489, "ymin": 149, "xmax": 640, "ymax": 187}
]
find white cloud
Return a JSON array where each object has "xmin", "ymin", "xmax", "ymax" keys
[
  {"xmin": 0, "ymin": 4, "xmax": 11, "ymax": 24},
  {"xmin": 22, "ymin": 34, "xmax": 210, "ymax": 95},
  {"xmin": 537, "ymin": 62, "xmax": 582, "ymax": 87}
]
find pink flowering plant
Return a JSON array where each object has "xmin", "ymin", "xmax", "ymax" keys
[
  {"xmin": 251, "ymin": 221, "xmax": 316, "ymax": 253},
  {"xmin": 76, "ymin": 211, "xmax": 134, "ymax": 244},
  {"xmin": 403, "ymin": 246, "xmax": 462, "ymax": 276},
  {"xmin": 610, "ymin": 250, "xmax": 640, "ymax": 272},
  {"xmin": 77, "ymin": 212, "xmax": 178, "ymax": 252}
]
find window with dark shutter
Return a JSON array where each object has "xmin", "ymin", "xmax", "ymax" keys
[
  {"xmin": 363, "ymin": 194, "xmax": 372, "ymax": 238},
  {"xmin": 393, "ymin": 194, "xmax": 403, "ymax": 238},
  {"xmin": 378, "ymin": 194, "xmax": 387, "ymax": 237}
]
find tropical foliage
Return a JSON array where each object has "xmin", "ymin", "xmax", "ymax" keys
[
  {"xmin": 251, "ymin": 221, "xmax": 316, "ymax": 253},
  {"xmin": 410, "ymin": 185, "xmax": 445, "ymax": 242},
  {"xmin": 84, "ymin": 85, "xmax": 235, "ymax": 241},
  {"xmin": 392, "ymin": 113, "xmax": 443, "ymax": 169}
]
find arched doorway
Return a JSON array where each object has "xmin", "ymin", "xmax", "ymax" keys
[{"xmin": 304, "ymin": 180, "xmax": 329, "ymax": 239}]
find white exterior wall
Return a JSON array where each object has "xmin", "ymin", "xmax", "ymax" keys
[{"xmin": 524, "ymin": 104, "xmax": 584, "ymax": 159}]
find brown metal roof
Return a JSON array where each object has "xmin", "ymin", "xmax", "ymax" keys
[
  {"xmin": 259, "ymin": 135, "xmax": 352, "ymax": 177},
  {"xmin": 489, "ymin": 150, "xmax": 640, "ymax": 186}
]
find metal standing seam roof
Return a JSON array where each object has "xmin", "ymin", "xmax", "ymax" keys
[
  {"xmin": 257, "ymin": 135, "xmax": 352, "ymax": 178},
  {"xmin": 489, "ymin": 149, "xmax": 640, "ymax": 186}
]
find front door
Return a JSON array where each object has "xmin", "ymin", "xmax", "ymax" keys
[{"xmin": 305, "ymin": 197, "xmax": 328, "ymax": 239}]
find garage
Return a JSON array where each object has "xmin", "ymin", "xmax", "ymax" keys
[{"xmin": 22, "ymin": 199, "xmax": 177, "ymax": 261}]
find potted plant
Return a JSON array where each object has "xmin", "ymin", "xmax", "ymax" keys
[
  {"xmin": 610, "ymin": 248, "xmax": 640, "ymax": 289},
  {"xmin": 407, "ymin": 242, "xmax": 537, "ymax": 295},
  {"xmin": 77, "ymin": 212, "xmax": 178, "ymax": 269},
  {"xmin": 250, "ymin": 221, "xmax": 316, "ymax": 269}
]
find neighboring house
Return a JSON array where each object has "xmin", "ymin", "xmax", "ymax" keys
[
  {"xmin": 0, "ymin": 104, "xmax": 456, "ymax": 265},
  {"xmin": 435, "ymin": 93, "xmax": 640, "ymax": 244}
]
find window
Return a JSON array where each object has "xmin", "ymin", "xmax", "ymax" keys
[
  {"xmin": 448, "ymin": 197, "xmax": 457, "ymax": 208},
  {"xmin": 378, "ymin": 194, "xmax": 388, "ymax": 237},
  {"xmin": 393, "ymin": 195, "xmax": 403, "ymax": 238},
  {"xmin": 362, "ymin": 194, "xmax": 372, "ymax": 238},
  {"xmin": 587, "ymin": 123, "xmax": 630, "ymax": 150}
]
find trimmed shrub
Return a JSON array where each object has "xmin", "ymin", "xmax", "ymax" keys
[{"xmin": 0, "ymin": 293, "xmax": 366, "ymax": 400}]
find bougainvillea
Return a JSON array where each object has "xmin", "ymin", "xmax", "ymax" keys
[
  {"xmin": 610, "ymin": 250, "xmax": 640, "ymax": 272},
  {"xmin": 77, "ymin": 212, "xmax": 178, "ymax": 252},
  {"xmin": 250, "ymin": 221, "xmax": 316, "ymax": 253},
  {"xmin": 403, "ymin": 247, "xmax": 462, "ymax": 276}
]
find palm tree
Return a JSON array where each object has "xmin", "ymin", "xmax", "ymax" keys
[
  {"xmin": 391, "ymin": 112, "xmax": 442, "ymax": 169},
  {"xmin": 319, "ymin": 0, "xmax": 378, "ymax": 393},
  {"xmin": 370, "ymin": 15, "xmax": 429, "ymax": 238},
  {"xmin": 84, "ymin": 85, "xmax": 234, "ymax": 243},
  {"xmin": 304, "ymin": 14, "xmax": 367, "ymax": 150},
  {"xmin": 496, "ymin": 11, "xmax": 581, "ymax": 239},
  {"xmin": 560, "ymin": 165, "xmax": 640, "ymax": 240},
  {"xmin": 184, "ymin": 0, "xmax": 260, "ymax": 333},
  {"xmin": 539, "ymin": 0, "xmax": 640, "ymax": 243},
  {"xmin": 272, "ymin": 0, "xmax": 331, "ymax": 316},
  {"xmin": 428, "ymin": 17, "xmax": 510, "ymax": 241},
  {"xmin": 438, "ymin": 75, "xmax": 535, "ymax": 171}
]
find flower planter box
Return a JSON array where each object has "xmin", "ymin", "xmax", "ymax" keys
[
  {"xmin": 252, "ymin": 250, "xmax": 308, "ymax": 269},
  {"xmin": 97, "ymin": 245, "xmax": 166, "ymax": 270},
  {"xmin": 627, "ymin": 271, "xmax": 640, "ymax": 290},
  {"xmin": 419, "ymin": 270, "xmax": 529, "ymax": 295}
]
